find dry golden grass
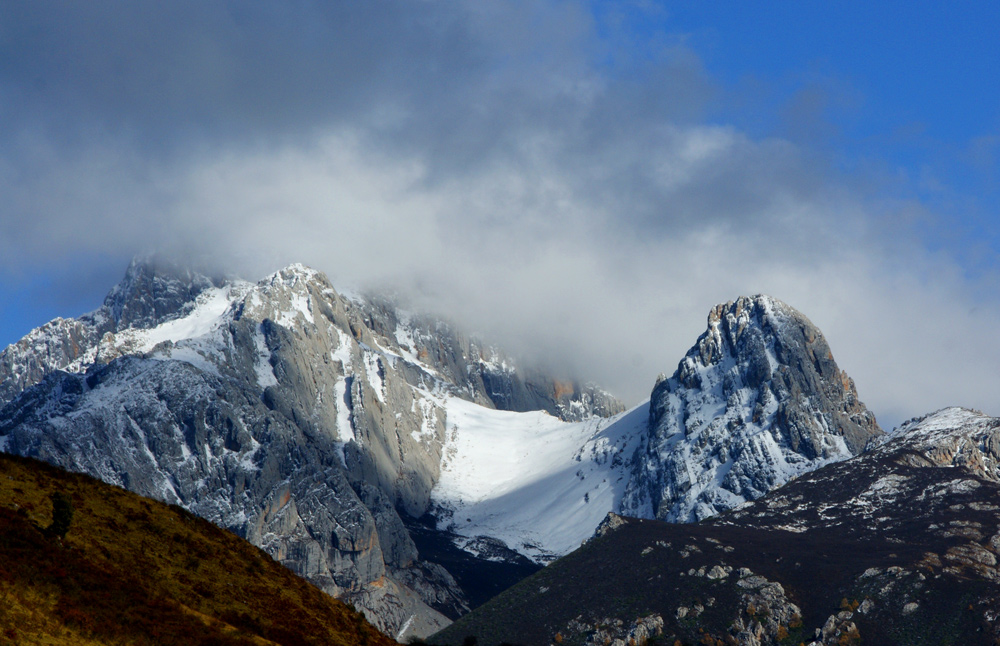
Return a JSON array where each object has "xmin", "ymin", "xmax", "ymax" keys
[{"xmin": 0, "ymin": 453, "xmax": 394, "ymax": 646}]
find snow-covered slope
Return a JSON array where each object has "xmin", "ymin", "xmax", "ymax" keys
[
  {"xmin": 426, "ymin": 295, "xmax": 882, "ymax": 563},
  {"xmin": 431, "ymin": 397, "xmax": 647, "ymax": 562}
]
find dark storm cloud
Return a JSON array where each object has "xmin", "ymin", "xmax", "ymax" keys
[
  {"xmin": 1, "ymin": 1, "xmax": 495, "ymax": 147},
  {"xmin": 1, "ymin": 0, "xmax": 739, "ymax": 265}
]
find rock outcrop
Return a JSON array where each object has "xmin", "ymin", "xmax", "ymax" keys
[{"xmin": 878, "ymin": 407, "xmax": 1000, "ymax": 481}]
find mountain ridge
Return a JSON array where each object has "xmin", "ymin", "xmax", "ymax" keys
[
  {"xmin": 0, "ymin": 259, "xmax": 625, "ymax": 638},
  {"xmin": 0, "ymin": 258, "xmax": 885, "ymax": 639}
]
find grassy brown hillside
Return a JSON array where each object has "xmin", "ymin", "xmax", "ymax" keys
[{"xmin": 0, "ymin": 452, "xmax": 394, "ymax": 646}]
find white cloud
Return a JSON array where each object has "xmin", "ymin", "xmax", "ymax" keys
[{"xmin": 0, "ymin": 1, "xmax": 997, "ymax": 429}]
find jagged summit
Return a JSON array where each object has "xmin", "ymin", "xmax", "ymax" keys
[
  {"xmin": 682, "ymin": 294, "xmax": 877, "ymax": 452},
  {"xmin": 622, "ymin": 294, "xmax": 882, "ymax": 522},
  {"xmin": 102, "ymin": 255, "xmax": 225, "ymax": 329}
]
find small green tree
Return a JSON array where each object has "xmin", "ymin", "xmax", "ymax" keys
[{"xmin": 47, "ymin": 491, "xmax": 74, "ymax": 539}]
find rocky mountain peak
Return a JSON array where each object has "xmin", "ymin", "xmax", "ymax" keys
[
  {"xmin": 694, "ymin": 294, "xmax": 784, "ymax": 368},
  {"xmin": 624, "ymin": 294, "xmax": 882, "ymax": 523},
  {"xmin": 678, "ymin": 295, "xmax": 823, "ymax": 394},
  {"xmin": 263, "ymin": 263, "xmax": 328, "ymax": 290},
  {"xmin": 103, "ymin": 255, "xmax": 223, "ymax": 330}
]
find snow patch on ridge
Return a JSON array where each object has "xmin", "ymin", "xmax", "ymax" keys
[
  {"xmin": 141, "ymin": 286, "xmax": 233, "ymax": 348},
  {"xmin": 253, "ymin": 323, "xmax": 278, "ymax": 388},
  {"xmin": 362, "ymin": 349, "xmax": 386, "ymax": 404},
  {"xmin": 276, "ymin": 290, "xmax": 315, "ymax": 328},
  {"xmin": 97, "ymin": 283, "xmax": 253, "ymax": 374},
  {"xmin": 331, "ymin": 328, "xmax": 356, "ymax": 464},
  {"xmin": 890, "ymin": 407, "xmax": 983, "ymax": 440},
  {"xmin": 412, "ymin": 393, "xmax": 440, "ymax": 443}
]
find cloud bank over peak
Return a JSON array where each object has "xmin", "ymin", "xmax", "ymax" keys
[{"xmin": 0, "ymin": 1, "xmax": 997, "ymax": 428}]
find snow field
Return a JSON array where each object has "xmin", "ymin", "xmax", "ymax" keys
[{"xmin": 432, "ymin": 397, "xmax": 648, "ymax": 562}]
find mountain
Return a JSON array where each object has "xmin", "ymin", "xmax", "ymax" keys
[
  {"xmin": 0, "ymin": 260, "xmax": 882, "ymax": 638},
  {"xmin": 622, "ymin": 295, "xmax": 882, "ymax": 522},
  {"xmin": 0, "ymin": 257, "xmax": 622, "ymax": 639},
  {"xmin": 429, "ymin": 294, "xmax": 882, "ymax": 565},
  {"xmin": 0, "ymin": 451, "xmax": 394, "ymax": 646},
  {"xmin": 431, "ymin": 407, "xmax": 1000, "ymax": 646}
]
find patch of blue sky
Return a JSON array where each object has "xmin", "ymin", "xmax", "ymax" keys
[
  {"xmin": 588, "ymin": 0, "xmax": 999, "ymax": 273},
  {"xmin": 0, "ymin": 253, "xmax": 124, "ymax": 350}
]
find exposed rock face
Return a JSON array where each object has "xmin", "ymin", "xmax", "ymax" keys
[
  {"xmin": 355, "ymin": 294, "xmax": 624, "ymax": 423},
  {"xmin": 0, "ymin": 259, "xmax": 621, "ymax": 638},
  {"xmin": 102, "ymin": 256, "xmax": 224, "ymax": 329},
  {"xmin": 591, "ymin": 511, "xmax": 628, "ymax": 539},
  {"xmin": 727, "ymin": 569, "xmax": 803, "ymax": 646},
  {"xmin": 573, "ymin": 614, "xmax": 664, "ymax": 646},
  {"xmin": 0, "ymin": 257, "xmax": 229, "ymax": 406},
  {"xmin": 622, "ymin": 295, "xmax": 882, "ymax": 522}
]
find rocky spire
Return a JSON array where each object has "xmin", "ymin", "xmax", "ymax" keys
[
  {"xmin": 102, "ymin": 255, "xmax": 223, "ymax": 329},
  {"xmin": 622, "ymin": 294, "xmax": 882, "ymax": 522}
]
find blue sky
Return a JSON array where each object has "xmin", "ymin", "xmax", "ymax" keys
[
  {"xmin": 1, "ymin": 1, "xmax": 998, "ymax": 426},
  {"xmin": 604, "ymin": 1, "xmax": 1000, "ymax": 255}
]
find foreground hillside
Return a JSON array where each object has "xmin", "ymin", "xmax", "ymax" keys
[
  {"xmin": 433, "ymin": 408, "xmax": 1000, "ymax": 646},
  {"xmin": 0, "ymin": 452, "xmax": 393, "ymax": 646}
]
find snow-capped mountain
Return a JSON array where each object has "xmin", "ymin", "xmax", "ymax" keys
[
  {"xmin": 434, "ymin": 294, "xmax": 882, "ymax": 559},
  {"xmin": 622, "ymin": 295, "xmax": 882, "ymax": 522},
  {"xmin": 0, "ymin": 258, "xmax": 621, "ymax": 639},
  {"xmin": 0, "ymin": 259, "xmax": 882, "ymax": 638}
]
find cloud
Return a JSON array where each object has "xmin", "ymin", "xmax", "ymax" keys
[{"xmin": 1, "ymin": 1, "xmax": 997, "ymax": 428}]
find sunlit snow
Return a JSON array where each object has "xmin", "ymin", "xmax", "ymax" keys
[
  {"xmin": 432, "ymin": 397, "xmax": 648, "ymax": 562},
  {"xmin": 140, "ymin": 286, "xmax": 233, "ymax": 348}
]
